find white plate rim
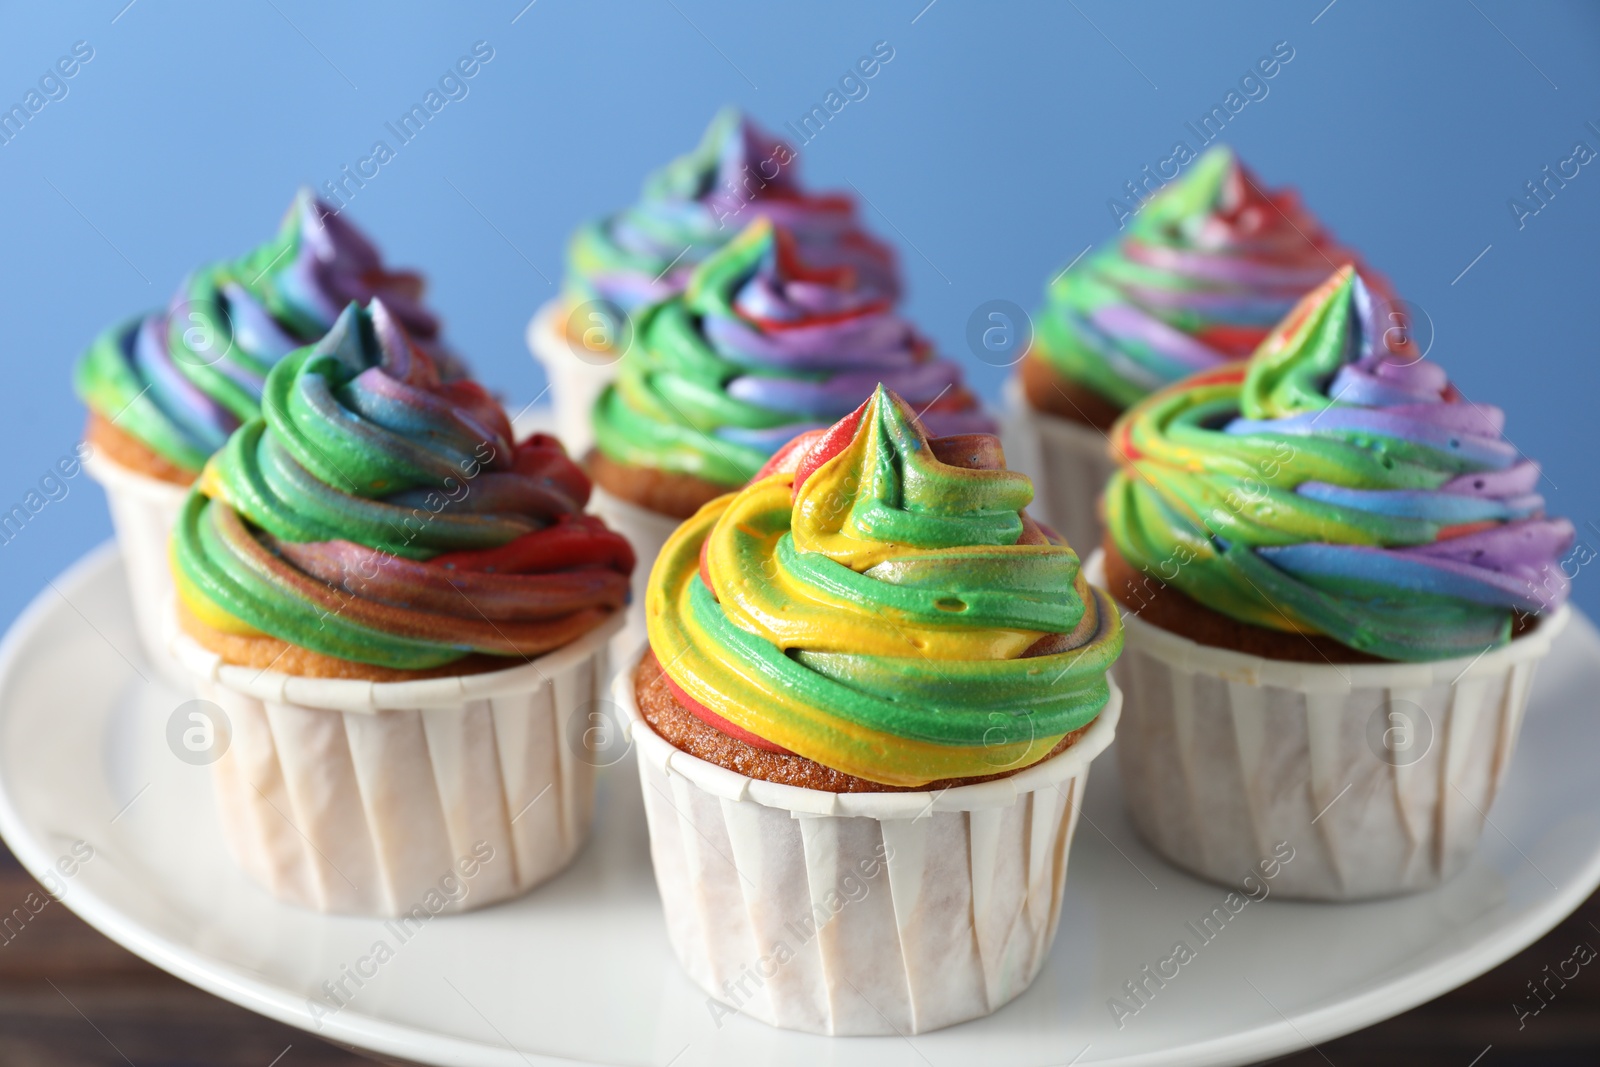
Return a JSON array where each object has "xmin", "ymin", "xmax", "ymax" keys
[{"xmin": 1, "ymin": 542, "xmax": 1598, "ymax": 1067}]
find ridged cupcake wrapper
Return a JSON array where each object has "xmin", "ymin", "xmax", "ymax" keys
[
  {"xmin": 615, "ymin": 653, "xmax": 1122, "ymax": 1035},
  {"xmin": 168, "ymin": 610, "xmax": 623, "ymax": 917},
  {"xmin": 588, "ymin": 484, "xmax": 683, "ymax": 670},
  {"xmin": 84, "ymin": 452, "xmax": 193, "ymax": 689},
  {"xmin": 527, "ymin": 297, "xmax": 621, "ymax": 461},
  {"xmin": 1003, "ymin": 378, "xmax": 1117, "ymax": 561},
  {"xmin": 1083, "ymin": 551, "xmax": 1571, "ymax": 901}
]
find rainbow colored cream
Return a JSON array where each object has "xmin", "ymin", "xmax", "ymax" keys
[
  {"xmin": 1033, "ymin": 145, "xmax": 1380, "ymax": 411},
  {"xmin": 1106, "ymin": 266, "xmax": 1574, "ymax": 661},
  {"xmin": 76, "ymin": 190, "xmax": 459, "ymax": 475},
  {"xmin": 594, "ymin": 218, "xmax": 992, "ymax": 489},
  {"xmin": 565, "ymin": 107, "xmax": 896, "ymax": 313},
  {"xmin": 174, "ymin": 300, "xmax": 633, "ymax": 670},
  {"xmin": 646, "ymin": 385, "xmax": 1122, "ymax": 786}
]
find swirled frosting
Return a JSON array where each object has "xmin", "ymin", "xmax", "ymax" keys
[
  {"xmin": 1106, "ymin": 266, "xmax": 1574, "ymax": 661},
  {"xmin": 76, "ymin": 190, "xmax": 460, "ymax": 475},
  {"xmin": 646, "ymin": 385, "xmax": 1121, "ymax": 786},
  {"xmin": 565, "ymin": 107, "xmax": 897, "ymax": 312},
  {"xmin": 174, "ymin": 300, "xmax": 633, "ymax": 671},
  {"xmin": 1034, "ymin": 146, "xmax": 1378, "ymax": 411},
  {"xmin": 594, "ymin": 219, "xmax": 993, "ymax": 489}
]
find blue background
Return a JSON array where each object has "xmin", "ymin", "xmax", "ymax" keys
[{"xmin": 1, "ymin": 0, "xmax": 1596, "ymax": 628}]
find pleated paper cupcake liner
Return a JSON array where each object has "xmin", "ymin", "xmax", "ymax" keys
[
  {"xmin": 615, "ymin": 651, "xmax": 1122, "ymax": 1035},
  {"xmin": 1084, "ymin": 550, "xmax": 1571, "ymax": 901},
  {"xmin": 526, "ymin": 296, "xmax": 623, "ymax": 461},
  {"xmin": 587, "ymin": 484, "xmax": 683, "ymax": 669},
  {"xmin": 84, "ymin": 451, "xmax": 193, "ymax": 689},
  {"xmin": 1002, "ymin": 378, "xmax": 1117, "ymax": 562},
  {"xmin": 169, "ymin": 608, "xmax": 623, "ymax": 917}
]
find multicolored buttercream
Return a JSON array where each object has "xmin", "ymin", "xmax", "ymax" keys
[
  {"xmin": 565, "ymin": 107, "xmax": 897, "ymax": 313},
  {"xmin": 76, "ymin": 190, "xmax": 459, "ymax": 476},
  {"xmin": 1106, "ymin": 266, "xmax": 1573, "ymax": 662},
  {"xmin": 646, "ymin": 385, "xmax": 1122, "ymax": 787},
  {"xmin": 174, "ymin": 300, "xmax": 633, "ymax": 671},
  {"xmin": 1033, "ymin": 146, "xmax": 1379, "ymax": 412},
  {"xmin": 594, "ymin": 219, "xmax": 992, "ymax": 490}
]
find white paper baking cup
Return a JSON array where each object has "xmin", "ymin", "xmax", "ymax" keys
[
  {"xmin": 83, "ymin": 450, "xmax": 193, "ymax": 688},
  {"xmin": 1003, "ymin": 378, "xmax": 1117, "ymax": 561},
  {"xmin": 527, "ymin": 296, "xmax": 623, "ymax": 460},
  {"xmin": 587, "ymin": 484, "xmax": 684, "ymax": 668},
  {"xmin": 1083, "ymin": 550, "xmax": 1571, "ymax": 901},
  {"xmin": 615, "ymin": 651, "xmax": 1122, "ymax": 1035},
  {"xmin": 168, "ymin": 608, "xmax": 623, "ymax": 917}
]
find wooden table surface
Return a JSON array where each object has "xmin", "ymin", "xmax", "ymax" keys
[{"xmin": 2, "ymin": 841, "xmax": 1596, "ymax": 1066}]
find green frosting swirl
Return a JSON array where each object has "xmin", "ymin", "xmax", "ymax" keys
[
  {"xmin": 174, "ymin": 301, "xmax": 631, "ymax": 670},
  {"xmin": 647, "ymin": 385, "xmax": 1123, "ymax": 785},
  {"xmin": 76, "ymin": 191, "xmax": 453, "ymax": 474},
  {"xmin": 1106, "ymin": 267, "xmax": 1573, "ymax": 661}
]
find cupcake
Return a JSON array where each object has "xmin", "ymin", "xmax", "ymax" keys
[
  {"xmin": 168, "ymin": 299, "xmax": 633, "ymax": 915},
  {"xmin": 75, "ymin": 190, "xmax": 456, "ymax": 681},
  {"xmin": 617, "ymin": 385, "xmax": 1122, "ymax": 1034},
  {"xmin": 588, "ymin": 218, "xmax": 989, "ymax": 652},
  {"xmin": 529, "ymin": 106, "xmax": 897, "ymax": 456},
  {"xmin": 1011, "ymin": 145, "xmax": 1383, "ymax": 556},
  {"xmin": 1098, "ymin": 265, "xmax": 1573, "ymax": 899}
]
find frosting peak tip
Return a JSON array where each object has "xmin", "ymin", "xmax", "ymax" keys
[
  {"xmin": 1108, "ymin": 254, "xmax": 1571, "ymax": 661},
  {"xmin": 644, "ymin": 382, "xmax": 1119, "ymax": 784}
]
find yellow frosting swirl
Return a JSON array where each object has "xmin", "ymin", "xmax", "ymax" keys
[{"xmin": 645, "ymin": 385, "xmax": 1122, "ymax": 786}]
